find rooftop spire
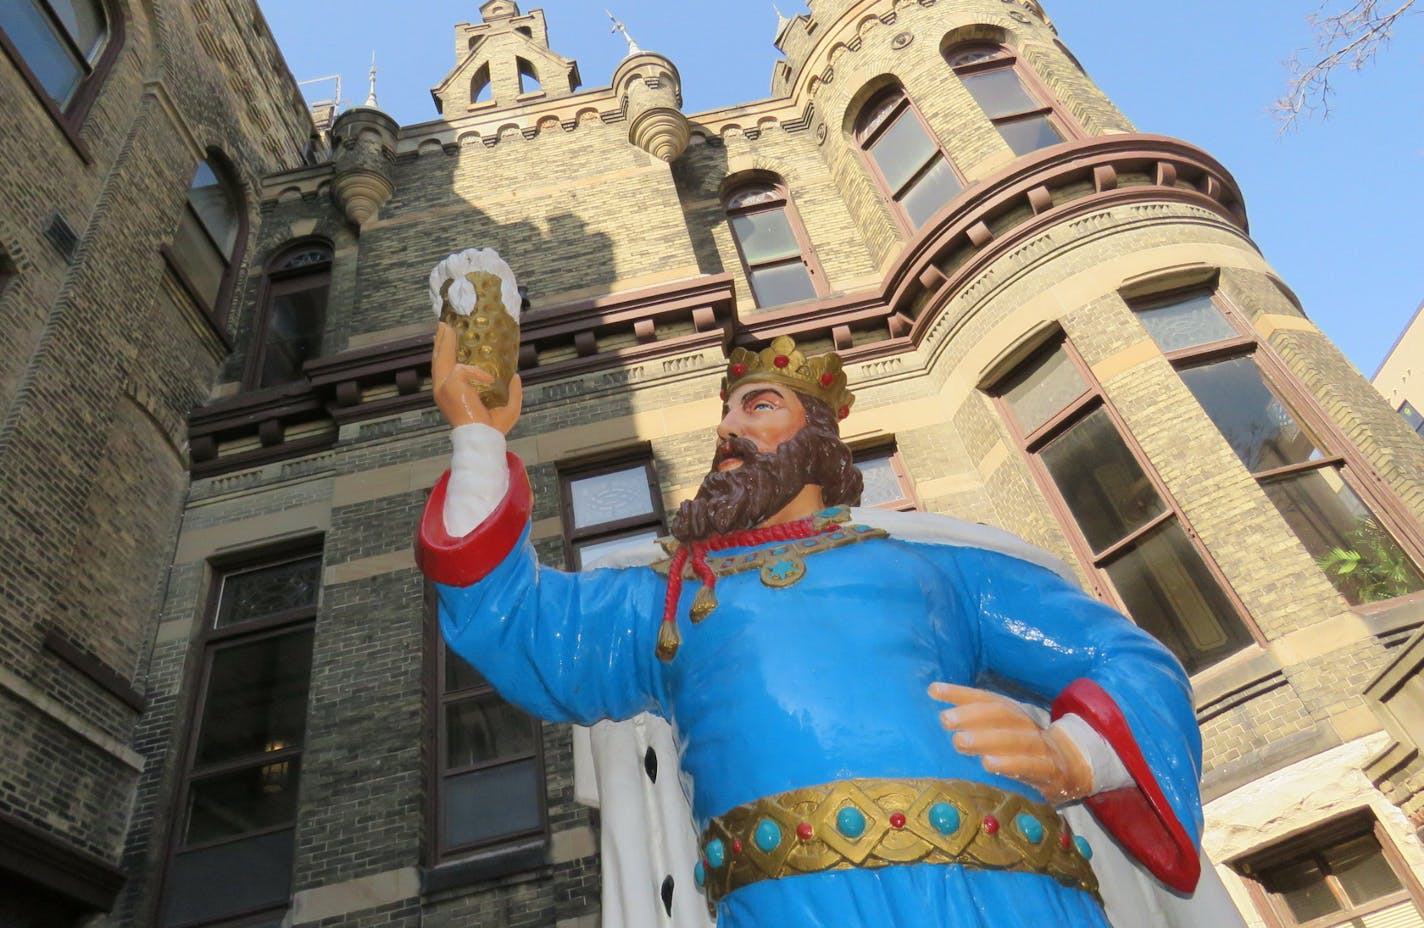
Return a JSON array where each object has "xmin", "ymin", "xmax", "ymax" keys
[
  {"xmin": 364, "ymin": 51, "xmax": 378, "ymax": 107},
  {"xmin": 606, "ymin": 10, "xmax": 641, "ymax": 57}
]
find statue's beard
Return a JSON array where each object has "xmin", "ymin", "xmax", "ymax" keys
[{"xmin": 669, "ymin": 427, "xmax": 848, "ymax": 543}]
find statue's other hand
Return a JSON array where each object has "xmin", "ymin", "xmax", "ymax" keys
[
  {"xmin": 432, "ymin": 322, "xmax": 523, "ymax": 434},
  {"xmin": 929, "ymin": 682, "xmax": 1093, "ymax": 804}
]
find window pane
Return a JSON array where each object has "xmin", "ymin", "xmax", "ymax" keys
[
  {"xmin": 1401, "ymin": 402, "xmax": 1424, "ymax": 436},
  {"xmin": 445, "ymin": 649, "xmax": 488, "ymax": 693},
  {"xmin": 576, "ymin": 529, "xmax": 661, "ymax": 569},
  {"xmin": 446, "ymin": 694, "xmax": 538, "ymax": 769},
  {"xmin": 215, "ymin": 556, "xmax": 322, "ymax": 627},
  {"xmin": 259, "ymin": 284, "xmax": 329, "ymax": 387},
  {"xmin": 1001, "ymin": 346, "xmax": 1088, "ymax": 435},
  {"xmin": 0, "ymin": 1, "xmax": 84, "ymax": 106},
  {"xmin": 163, "ymin": 828, "xmax": 293, "ymax": 927},
  {"xmin": 1041, "ymin": 407, "xmax": 1167, "ymax": 552},
  {"xmin": 195, "ymin": 629, "xmax": 314, "ymax": 765},
  {"xmin": 856, "ymin": 455, "xmax": 907, "ymax": 508},
  {"xmin": 443, "ymin": 758, "xmax": 542, "ymax": 849},
  {"xmin": 1103, "ymin": 520, "xmax": 1250, "ymax": 674},
  {"xmin": 1261, "ymin": 856, "xmax": 1342, "ymax": 923},
  {"xmin": 569, "ymin": 466, "xmax": 655, "ymax": 530},
  {"xmin": 188, "ymin": 163, "xmax": 239, "ymax": 258},
  {"xmin": 869, "ymin": 110, "xmax": 938, "ymax": 192},
  {"xmin": 1328, "ymin": 834, "xmax": 1403, "ymax": 905},
  {"xmin": 185, "ymin": 758, "xmax": 302, "ymax": 844},
  {"xmin": 1136, "ymin": 293, "xmax": 1238, "ymax": 353},
  {"xmin": 961, "ymin": 68, "xmax": 1039, "ymax": 118},
  {"xmin": 49, "ymin": 0, "xmax": 105, "ymax": 59},
  {"xmin": 997, "ymin": 114, "xmax": 1063, "ymax": 156},
  {"xmin": 857, "ymin": 92, "xmax": 903, "ymax": 140},
  {"xmin": 730, "ymin": 209, "xmax": 801, "ymax": 264},
  {"xmin": 170, "ymin": 207, "xmax": 226, "ymax": 308},
  {"xmin": 899, "ymin": 157, "xmax": 962, "ymax": 228},
  {"xmin": 1263, "ymin": 468, "xmax": 1424, "ymax": 605},
  {"xmin": 1179, "ymin": 357, "xmax": 1320, "ymax": 473},
  {"xmin": 748, "ymin": 260, "xmax": 817, "ymax": 307},
  {"xmin": 946, "ymin": 46, "xmax": 1002, "ymax": 68}
]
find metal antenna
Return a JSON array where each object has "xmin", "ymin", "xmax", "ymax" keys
[
  {"xmin": 606, "ymin": 10, "xmax": 641, "ymax": 56},
  {"xmin": 364, "ymin": 51, "xmax": 378, "ymax": 107}
]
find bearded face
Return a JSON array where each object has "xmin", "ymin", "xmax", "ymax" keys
[{"xmin": 669, "ymin": 388, "xmax": 862, "ymax": 542}]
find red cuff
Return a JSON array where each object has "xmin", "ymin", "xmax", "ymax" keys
[
  {"xmin": 415, "ymin": 452, "xmax": 532, "ymax": 587},
  {"xmin": 1053, "ymin": 678, "xmax": 1200, "ymax": 892}
]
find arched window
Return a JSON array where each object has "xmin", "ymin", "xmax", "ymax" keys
[
  {"xmin": 724, "ymin": 182, "xmax": 823, "ymax": 308},
  {"xmin": 471, "ymin": 62, "xmax": 492, "ymax": 104},
  {"xmin": 247, "ymin": 243, "xmax": 332, "ymax": 389},
  {"xmin": 1, "ymin": 0, "xmax": 118, "ymax": 130},
  {"xmin": 946, "ymin": 43, "xmax": 1068, "ymax": 157},
  {"xmin": 854, "ymin": 87, "xmax": 963, "ymax": 232},
  {"xmin": 168, "ymin": 157, "xmax": 245, "ymax": 323},
  {"xmin": 517, "ymin": 57, "xmax": 542, "ymax": 95}
]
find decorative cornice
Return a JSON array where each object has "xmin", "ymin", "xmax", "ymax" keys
[{"xmin": 187, "ymin": 276, "xmax": 737, "ymax": 477}]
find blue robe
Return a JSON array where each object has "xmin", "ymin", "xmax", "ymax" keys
[{"xmin": 431, "ymin": 508, "xmax": 1203, "ymax": 928}]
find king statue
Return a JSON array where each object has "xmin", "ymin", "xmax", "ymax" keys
[{"xmin": 416, "ymin": 313, "xmax": 1243, "ymax": 928}]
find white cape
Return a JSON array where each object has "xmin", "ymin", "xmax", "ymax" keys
[{"xmin": 575, "ymin": 508, "xmax": 1247, "ymax": 928}]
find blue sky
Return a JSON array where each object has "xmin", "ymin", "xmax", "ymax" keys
[{"xmin": 257, "ymin": 1, "xmax": 1423, "ymax": 376}]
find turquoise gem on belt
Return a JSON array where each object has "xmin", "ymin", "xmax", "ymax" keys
[
  {"xmin": 705, "ymin": 838, "xmax": 726, "ymax": 868},
  {"xmin": 928, "ymin": 802, "xmax": 960, "ymax": 835},
  {"xmin": 836, "ymin": 805, "xmax": 867, "ymax": 839},
  {"xmin": 694, "ymin": 859, "xmax": 706, "ymax": 888},
  {"xmin": 754, "ymin": 818, "xmax": 782, "ymax": 852},
  {"xmin": 1015, "ymin": 812, "xmax": 1044, "ymax": 844},
  {"xmin": 1074, "ymin": 835, "xmax": 1093, "ymax": 860}
]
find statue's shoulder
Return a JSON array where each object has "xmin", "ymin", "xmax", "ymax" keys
[{"xmin": 850, "ymin": 508, "xmax": 1076, "ymax": 583}]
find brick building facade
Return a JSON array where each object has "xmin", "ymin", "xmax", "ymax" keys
[{"xmin": 4, "ymin": 0, "xmax": 1424, "ymax": 926}]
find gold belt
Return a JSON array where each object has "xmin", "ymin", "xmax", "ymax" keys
[{"xmin": 695, "ymin": 778, "xmax": 1099, "ymax": 904}]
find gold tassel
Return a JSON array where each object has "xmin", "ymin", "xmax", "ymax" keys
[
  {"xmin": 690, "ymin": 585, "xmax": 718, "ymax": 623},
  {"xmin": 657, "ymin": 621, "xmax": 681, "ymax": 662}
]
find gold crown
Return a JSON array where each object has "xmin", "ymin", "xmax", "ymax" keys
[{"xmin": 721, "ymin": 336, "xmax": 855, "ymax": 419}]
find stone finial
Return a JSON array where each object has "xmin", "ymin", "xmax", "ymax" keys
[{"xmin": 612, "ymin": 51, "xmax": 690, "ymax": 163}]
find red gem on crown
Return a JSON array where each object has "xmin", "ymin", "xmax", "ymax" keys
[
  {"xmin": 820, "ymin": 372, "xmax": 834, "ymax": 387},
  {"xmin": 731, "ymin": 838, "xmax": 743, "ymax": 855},
  {"xmin": 1059, "ymin": 832, "xmax": 1071, "ymax": 849},
  {"xmin": 983, "ymin": 815, "xmax": 1000, "ymax": 835},
  {"xmin": 889, "ymin": 812, "xmax": 907, "ymax": 830},
  {"xmin": 796, "ymin": 822, "xmax": 814, "ymax": 842},
  {"xmin": 838, "ymin": 406, "xmax": 850, "ymax": 420},
  {"xmin": 773, "ymin": 354, "xmax": 790, "ymax": 369},
  {"xmin": 731, "ymin": 362, "xmax": 747, "ymax": 377}
]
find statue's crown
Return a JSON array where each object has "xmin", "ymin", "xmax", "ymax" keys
[{"xmin": 721, "ymin": 335, "xmax": 855, "ymax": 419}]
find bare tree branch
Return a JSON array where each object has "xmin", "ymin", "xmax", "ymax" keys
[{"xmin": 1276, "ymin": 0, "xmax": 1419, "ymax": 132}]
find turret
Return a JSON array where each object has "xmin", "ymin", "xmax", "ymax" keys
[
  {"xmin": 330, "ymin": 104, "xmax": 398, "ymax": 228},
  {"xmin": 613, "ymin": 50, "xmax": 690, "ymax": 163}
]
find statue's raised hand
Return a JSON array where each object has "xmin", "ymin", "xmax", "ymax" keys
[
  {"xmin": 930, "ymin": 682, "xmax": 1093, "ymax": 804},
  {"xmin": 432, "ymin": 321, "xmax": 522, "ymax": 434}
]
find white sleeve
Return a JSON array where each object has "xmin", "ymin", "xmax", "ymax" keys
[
  {"xmin": 442, "ymin": 424, "xmax": 510, "ymax": 537},
  {"xmin": 1053, "ymin": 713, "xmax": 1132, "ymax": 793}
]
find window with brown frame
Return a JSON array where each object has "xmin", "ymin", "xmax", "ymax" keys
[
  {"xmin": 854, "ymin": 86, "xmax": 964, "ymax": 232},
  {"xmin": 246, "ymin": 242, "xmax": 332, "ymax": 389},
  {"xmin": 724, "ymin": 182, "xmax": 824, "ymax": 309},
  {"xmin": 430, "ymin": 635, "xmax": 546, "ymax": 865},
  {"xmin": 1235, "ymin": 813, "xmax": 1424, "ymax": 928},
  {"xmin": 0, "ymin": 0, "xmax": 119, "ymax": 139},
  {"xmin": 1133, "ymin": 290, "xmax": 1424, "ymax": 607},
  {"xmin": 559, "ymin": 454, "xmax": 667, "ymax": 570},
  {"xmin": 945, "ymin": 43, "xmax": 1069, "ymax": 157},
  {"xmin": 159, "ymin": 548, "xmax": 323, "ymax": 928},
  {"xmin": 853, "ymin": 445, "xmax": 919, "ymax": 511},
  {"xmin": 166, "ymin": 158, "xmax": 246, "ymax": 324},
  {"xmin": 992, "ymin": 335, "xmax": 1256, "ymax": 674},
  {"xmin": 1400, "ymin": 402, "xmax": 1424, "ymax": 437}
]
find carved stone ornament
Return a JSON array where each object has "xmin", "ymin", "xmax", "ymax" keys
[
  {"xmin": 890, "ymin": 31, "xmax": 913, "ymax": 50},
  {"xmin": 332, "ymin": 168, "xmax": 394, "ymax": 227},
  {"xmin": 629, "ymin": 107, "xmax": 692, "ymax": 162}
]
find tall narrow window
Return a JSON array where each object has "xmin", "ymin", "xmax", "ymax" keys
[
  {"xmin": 471, "ymin": 62, "xmax": 492, "ymax": 105},
  {"xmin": 946, "ymin": 44, "xmax": 1067, "ymax": 157},
  {"xmin": 724, "ymin": 182, "xmax": 823, "ymax": 309},
  {"xmin": 168, "ymin": 159, "xmax": 244, "ymax": 322},
  {"xmin": 160, "ymin": 549, "xmax": 322, "ymax": 927},
  {"xmin": 1134, "ymin": 290, "xmax": 1424, "ymax": 606},
  {"xmin": 559, "ymin": 454, "xmax": 666, "ymax": 570},
  {"xmin": 993, "ymin": 337, "xmax": 1255, "ymax": 673},
  {"xmin": 0, "ymin": 0, "xmax": 112, "ymax": 118},
  {"xmin": 855, "ymin": 87, "xmax": 964, "ymax": 232},
  {"xmin": 431, "ymin": 639, "xmax": 546, "ymax": 863},
  {"xmin": 247, "ymin": 243, "xmax": 332, "ymax": 389},
  {"xmin": 1235, "ymin": 814, "xmax": 1423, "ymax": 927}
]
